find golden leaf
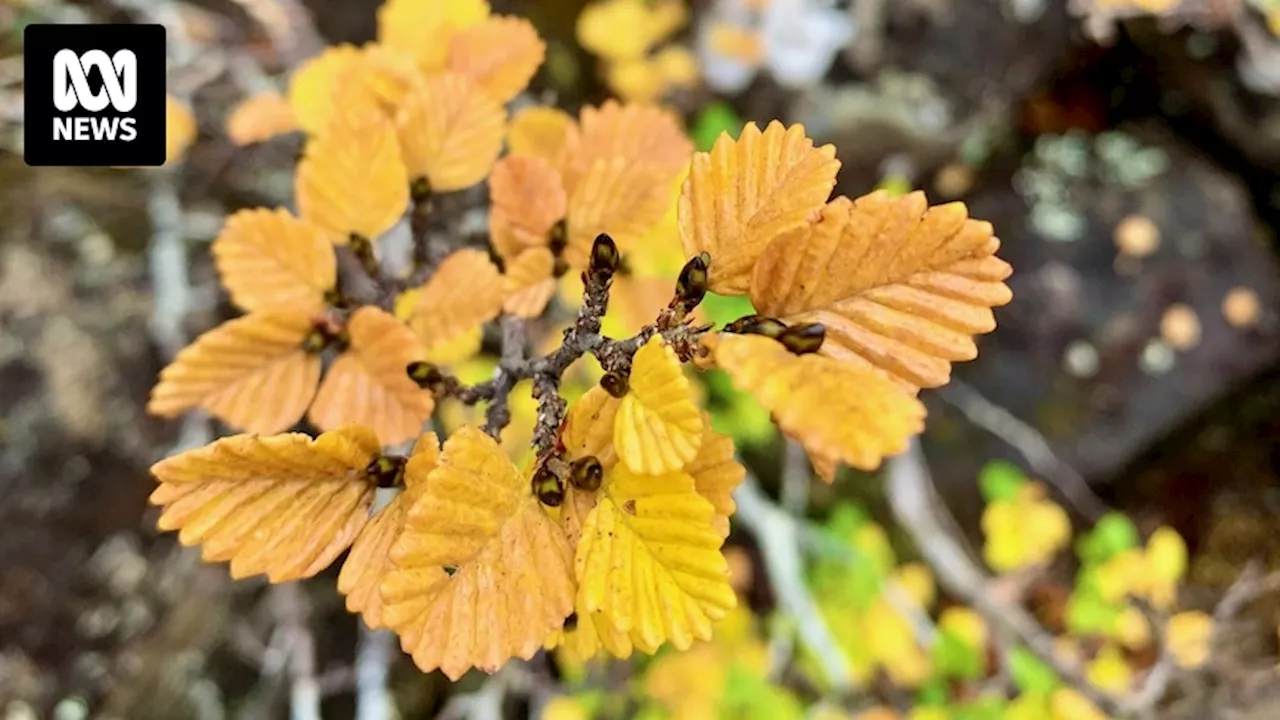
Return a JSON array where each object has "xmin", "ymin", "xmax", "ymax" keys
[
  {"xmin": 683, "ymin": 415, "xmax": 744, "ymax": 537},
  {"xmin": 395, "ymin": 72, "xmax": 506, "ymax": 192},
  {"xmin": 226, "ymin": 91, "xmax": 299, "ymax": 145},
  {"xmin": 288, "ymin": 45, "xmax": 362, "ymax": 134},
  {"xmin": 489, "ymin": 155, "xmax": 568, "ymax": 262},
  {"xmin": 507, "ymin": 106, "xmax": 579, "ymax": 173},
  {"xmin": 166, "ymin": 95, "xmax": 196, "ymax": 164},
  {"xmin": 149, "ymin": 425, "xmax": 380, "ymax": 582},
  {"xmin": 378, "ymin": 0, "xmax": 490, "ymax": 74},
  {"xmin": 502, "ymin": 247, "xmax": 557, "ymax": 318},
  {"xmin": 713, "ymin": 333, "xmax": 926, "ymax": 475},
  {"xmin": 296, "ymin": 110, "xmax": 409, "ymax": 243},
  {"xmin": 564, "ymin": 157, "xmax": 669, "ymax": 268},
  {"xmin": 575, "ymin": 100, "xmax": 692, "ymax": 175},
  {"xmin": 286, "ymin": 45, "xmax": 417, "ymax": 134},
  {"xmin": 576, "ymin": 0, "xmax": 663, "ymax": 61},
  {"xmin": 338, "ymin": 433, "xmax": 440, "ymax": 629},
  {"xmin": 447, "ymin": 16, "xmax": 546, "ymax": 103},
  {"xmin": 211, "ymin": 208, "xmax": 335, "ymax": 314},
  {"xmin": 678, "ymin": 121, "xmax": 840, "ymax": 293},
  {"xmin": 424, "ymin": 325, "xmax": 485, "ymax": 367},
  {"xmin": 406, "ymin": 249, "xmax": 505, "ymax": 347},
  {"xmin": 382, "ymin": 428, "xmax": 575, "ymax": 679},
  {"xmin": 575, "ymin": 463, "xmax": 736, "ymax": 653},
  {"xmin": 750, "ymin": 192, "xmax": 1013, "ymax": 392},
  {"xmin": 563, "ymin": 385, "xmax": 622, "ymax": 469},
  {"xmin": 148, "ymin": 311, "xmax": 321, "ymax": 434},
  {"xmin": 614, "ymin": 337, "xmax": 703, "ymax": 475},
  {"xmin": 309, "ymin": 307, "xmax": 435, "ymax": 446}
]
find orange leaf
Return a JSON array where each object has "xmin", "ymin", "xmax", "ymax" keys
[
  {"xmin": 226, "ymin": 91, "xmax": 299, "ymax": 145},
  {"xmin": 489, "ymin": 155, "xmax": 568, "ymax": 262},
  {"xmin": 148, "ymin": 311, "xmax": 320, "ymax": 434},
  {"xmin": 575, "ymin": 100, "xmax": 692, "ymax": 175},
  {"xmin": 211, "ymin": 208, "xmax": 335, "ymax": 314},
  {"xmin": 507, "ymin": 106, "xmax": 579, "ymax": 173},
  {"xmin": 382, "ymin": 428, "xmax": 575, "ymax": 679},
  {"xmin": 713, "ymin": 333, "xmax": 926, "ymax": 475},
  {"xmin": 502, "ymin": 247, "xmax": 557, "ymax": 318},
  {"xmin": 338, "ymin": 433, "xmax": 440, "ymax": 629},
  {"xmin": 678, "ymin": 121, "xmax": 840, "ymax": 294},
  {"xmin": 406, "ymin": 249, "xmax": 506, "ymax": 348},
  {"xmin": 395, "ymin": 72, "xmax": 506, "ymax": 192},
  {"xmin": 564, "ymin": 157, "xmax": 669, "ymax": 268},
  {"xmin": 309, "ymin": 307, "xmax": 435, "ymax": 446},
  {"xmin": 749, "ymin": 191, "xmax": 1014, "ymax": 392},
  {"xmin": 684, "ymin": 414, "xmax": 744, "ymax": 537},
  {"xmin": 166, "ymin": 95, "xmax": 196, "ymax": 164},
  {"xmin": 296, "ymin": 109, "xmax": 409, "ymax": 243},
  {"xmin": 149, "ymin": 425, "xmax": 381, "ymax": 582},
  {"xmin": 378, "ymin": 0, "xmax": 491, "ymax": 74},
  {"xmin": 447, "ymin": 16, "xmax": 546, "ymax": 103}
]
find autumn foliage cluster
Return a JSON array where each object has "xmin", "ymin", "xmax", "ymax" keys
[{"xmin": 145, "ymin": 0, "xmax": 1013, "ymax": 682}]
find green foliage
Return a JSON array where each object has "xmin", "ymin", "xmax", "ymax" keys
[
  {"xmin": 691, "ymin": 101, "xmax": 743, "ymax": 152},
  {"xmin": 1008, "ymin": 647, "xmax": 1061, "ymax": 694},
  {"xmin": 977, "ymin": 460, "xmax": 1026, "ymax": 503},
  {"xmin": 1075, "ymin": 512, "xmax": 1139, "ymax": 565}
]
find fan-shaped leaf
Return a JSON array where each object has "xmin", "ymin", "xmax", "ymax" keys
[
  {"xmin": 564, "ymin": 157, "xmax": 669, "ymax": 268},
  {"xmin": 614, "ymin": 337, "xmax": 702, "ymax": 475},
  {"xmin": 395, "ymin": 72, "xmax": 506, "ymax": 192},
  {"xmin": 507, "ymin": 106, "xmax": 578, "ymax": 173},
  {"xmin": 211, "ymin": 208, "xmax": 335, "ymax": 314},
  {"xmin": 502, "ymin": 247, "xmax": 557, "ymax": 318},
  {"xmin": 149, "ymin": 425, "xmax": 381, "ymax": 582},
  {"xmin": 406, "ymin": 249, "xmax": 506, "ymax": 348},
  {"xmin": 148, "ymin": 311, "xmax": 320, "ymax": 434},
  {"xmin": 712, "ymin": 333, "xmax": 926, "ymax": 478},
  {"xmin": 684, "ymin": 414, "xmax": 744, "ymax": 537},
  {"xmin": 382, "ymin": 428, "xmax": 575, "ymax": 679},
  {"xmin": 489, "ymin": 155, "xmax": 567, "ymax": 262},
  {"xmin": 287, "ymin": 44, "xmax": 418, "ymax": 135},
  {"xmin": 309, "ymin": 306, "xmax": 435, "ymax": 445},
  {"xmin": 678, "ymin": 121, "xmax": 839, "ymax": 294},
  {"xmin": 563, "ymin": 385, "xmax": 622, "ymax": 468},
  {"xmin": 338, "ymin": 433, "xmax": 439, "ymax": 629},
  {"xmin": 296, "ymin": 110, "xmax": 409, "ymax": 243},
  {"xmin": 225, "ymin": 91, "xmax": 298, "ymax": 145},
  {"xmin": 749, "ymin": 191, "xmax": 1014, "ymax": 392},
  {"xmin": 447, "ymin": 16, "xmax": 546, "ymax": 103},
  {"xmin": 378, "ymin": 0, "xmax": 490, "ymax": 74},
  {"xmin": 576, "ymin": 463, "xmax": 736, "ymax": 653},
  {"xmin": 576, "ymin": 100, "xmax": 692, "ymax": 175}
]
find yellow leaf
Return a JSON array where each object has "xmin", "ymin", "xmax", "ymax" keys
[
  {"xmin": 678, "ymin": 121, "xmax": 840, "ymax": 293},
  {"xmin": 448, "ymin": 15, "xmax": 546, "ymax": 103},
  {"xmin": 382, "ymin": 427, "xmax": 575, "ymax": 679},
  {"xmin": 577, "ymin": 0, "xmax": 665, "ymax": 61},
  {"xmin": 1096, "ymin": 549, "xmax": 1146, "ymax": 603},
  {"xmin": 1166, "ymin": 610, "xmax": 1213, "ymax": 669},
  {"xmin": 895, "ymin": 562, "xmax": 936, "ymax": 609},
  {"xmin": 149, "ymin": 425, "xmax": 380, "ymax": 582},
  {"xmin": 604, "ymin": 57, "xmax": 669, "ymax": 107},
  {"xmin": 378, "ymin": 0, "xmax": 491, "ymax": 74},
  {"xmin": 489, "ymin": 155, "xmax": 568, "ymax": 262},
  {"xmin": 564, "ymin": 157, "xmax": 669, "ymax": 268},
  {"xmin": 614, "ymin": 337, "xmax": 703, "ymax": 475},
  {"xmin": 575, "ymin": 100, "xmax": 692, "ymax": 176},
  {"xmin": 1086, "ymin": 643, "xmax": 1133, "ymax": 695},
  {"xmin": 938, "ymin": 607, "xmax": 988, "ymax": 651},
  {"xmin": 575, "ymin": 463, "xmax": 736, "ymax": 653},
  {"xmin": 211, "ymin": 208, "xmax": 335, "ymax": 314},
  {"xmin": 502, "ymin": 247, "xmax": 557, "ymax": 318},
  {"xmin": 682, "ymin": 414, "xmax": 744, "ymax": 537},
  {"xmin": 982, "ymin": 483, "xmax": 1070, "ymax": 572},
  {"xmin": 296, "ymin": 110, "xmax": 409, "ymax": 242},
  {"xmin": 286, "ymin": 45, "xmax": 418, "ymax": 135},
  {"xmin": 166, "ymin": 95, "xmax": 196, "ymax": 164},
  {"xmin": 406, "ymin": 248, "xmax": 505, "ymax": 348},
  {"xmin": 424, "ymin": 324, "xmax": 484, "ymax": 367},
  {"xmin": 654, "ymin": 45, "xmax": 699, "ymax": 87},
  {"xmin": 507, "ymin": 106, "xmax": 579, "ymax": 174},
  {"xmin": 338, "ymin": 433, "xmax": 440, "ymax": 629},
  {"xmin": 1115, "ymin": 606, "xmax": 1151, "ymax": 650},
  {"xmin": 148, "ymin": 311, "xmax": 321, "ymax": 434},
  {"xmin": 1049, "ymin": 688, "xmax": 1110, "ymax": 720},
  {"xmin": 563, "ymin": 385, "xmax": 622, "ymax": 468},
  {"xmin": 643, "ymin": 643, "xmax": 727, "ymax": 719},
  {"xmin": 395, "ymin": 72, "xmax": 506, "ymax": 192},
  {"xmin": 1145, "ymin": 526, "xmax": 1187, "ymax": 585},
  {"xmin": 750, "ymin": 191, "xmax": 1014, "ymax": 393},
  {"xmin": 225, "ymin": 91, "xmax": 298, "ymax": 145},
  {"xmin": 541, "ymin": 696, "xmax": 591, "ymax": 720},
  {"xmin": 309, "ymin": 306, "xmax": 435, "ymax": 446},
  {"xmin": 713, "ymin": 333, "xmax": 926, "ymax": 476}
]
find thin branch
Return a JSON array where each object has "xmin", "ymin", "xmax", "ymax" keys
[{"xmin": 935, "ymin": 379, "xmax": 1110, "ymax": 522}]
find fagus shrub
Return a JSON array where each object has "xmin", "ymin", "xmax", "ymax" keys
[{"xmin": 145, "ymin": 0, "xmax": 1013, "ymax": 681}]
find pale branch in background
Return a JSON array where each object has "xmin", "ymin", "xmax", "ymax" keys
[
  {"xmin": 271, "ymin": 583, "xmax": 322, "ymax": 720},
  {"xmin": 355, "ymin": 626, "xmax": 397, "ymax": 720}
]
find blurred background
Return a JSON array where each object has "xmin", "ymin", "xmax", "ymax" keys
[{"xmin": 2, "ymin": 0, "xmax": 1280, "ymax": 718}]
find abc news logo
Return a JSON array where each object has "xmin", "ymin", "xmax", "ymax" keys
[{"xmin": 24, "ymin": 24, "xmax": 166, "ymax": 167}]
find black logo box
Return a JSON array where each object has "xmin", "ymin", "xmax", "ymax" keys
[{"xmin": 24, "ymin": 23, "xmax": 167, "ymax": 167}]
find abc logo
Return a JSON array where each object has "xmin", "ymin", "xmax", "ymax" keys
[{"xmin": 52, "ymin": 49, "xmax": 139, "ymax": 141}]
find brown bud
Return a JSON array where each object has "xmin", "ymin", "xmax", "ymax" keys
[
  {"xmin": 562, "ymin": 612, "xmax": 579, "ymax": 631},
  {"xmin": 552, "ymin": 256, "xmax": 570, "ymax": 278},
  {"xmin": 302, "ymin": 329, "xmax": 329, "ymax": 354},
  {"xmin": 406, "ymin": 361, "xmax": 445, "ymax": 390},
  {"xmin": 365, "ymin": 455, "xmax": 407, "ymax": 488},
  {"xmin": 548, "ymin": 219, "xmax": 568, "ymax": 256},
  {"xmin": 600, "ymin": 370, "xmax": 629, "ymax": 398},
  {"xmin": 723, "ymin": 314, "xmax": 788, "ymax": 338},
  {"xmin": 778, "ymin": 322, "xmax": 825, "ymax": 355},
  {"xmin": 589, "ymin": 233, "xmax": 620, "ymax": 277},
  {"xmin": 671, "ymin": 252, "xmax": 710, "ymax": 314},
  {"xmin": 531, "ymin": 465, "xmax": 565, "ymax": 507},
  {"xmin": 409, "ymin": 176, "xmax": 432, "ymax": 203},
  {"xmin": 569, "ymin": 456, "xmax": 603, "ymax": 492}
]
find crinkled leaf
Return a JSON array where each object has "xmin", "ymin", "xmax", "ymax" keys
[
  {"xmin": 502, "ymin": 247, "xmax": 557, "ymax": 318},
  {"xmin": 683, "ymin": 414, "xmax": 744, "ymax": 537},
  {"xmin": 309, "ymin": 306, "xmax": 435, "ymax": 446},
  {"xmin": 574, "ymin": 100, "xmax": 692, "ymax": 176},
  {"xmin": 712, "ymin": 333, "xmax": 925, "ymax": 478},
  {"xmin": 211, "ymin": 208, "xmax": 335, "ymax": 314},
  {"xmin": 489, "ymin": 155, "xmax": 567, "ymax": 262},
  {"xmin": 679, "ymin": 121, "xmax": 839, "ymax": 293},
  {"xmin": 225, "ymin": 91, "xmax": 298, "ymax": 145},
  {"xmin": 614, "ymin": 337, "xmax": 703, "ymax": 475},
  {"xmin": 575, "ymin": 463, "xmax": 736, "ymax": 654},
  {"xmin": 395, "ymin": 71, "xmax": 506, "ymax": 192},
  {"xmin": 287, "ymin": 44, "xmax": 418, "ymax": 134},
  {"xmin": 564, "ymin": 157, "xmax": 669, "ymax": 268},
  {"xmin": 148, "ymin": 311, "xmax": 320, "ymax": 434},
  {"xmin": 382, "ymin": 428, "xmax": 575, "ymax": 679},
  {"xmin": 750, "ymin": 192, "xmax": 1014, "ymax": 393},
  {"xmin": 149, "ymin": 425, "xmax": 380, "ymax": 582},
  {"xmin": 406, "ymin": 248, "xmax": 505, "ymax": 347},
  {"xmin": 378, "ymin": 0, "xmax": 490, "ymax": 73},
  {"xmin": 296, "ymin": 110, "xmax": 408, "ymax": 242},
  {"xmin": 448, "ymin": 16, "xmax": 546, "ymax": 103}
]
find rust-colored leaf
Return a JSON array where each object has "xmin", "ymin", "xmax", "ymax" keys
[
  {"xmin": 447, "ymin": 16, "xmax": 546, "ymax": 103},
  {"xmin": 489, "ymin": 155, "xmax": 568, "ymax": 262},
  {"xmin": 395, "ymin": 72, "xmax": 506, "ymax": 192},
  {"xmin": 211, "ymin": 208, "xmax": 335, "ymax": 314}
]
